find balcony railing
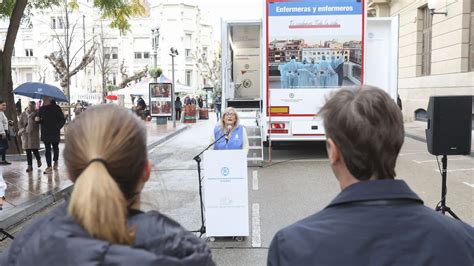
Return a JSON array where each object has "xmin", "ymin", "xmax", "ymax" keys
[{"xmin": 12, "ymin": 56, "xmax": 38, "ymax": 68}]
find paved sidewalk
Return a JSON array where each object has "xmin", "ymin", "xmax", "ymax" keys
[{"xmin": 0, "ymin": 121, "xmax": 189, "ymax": 229}]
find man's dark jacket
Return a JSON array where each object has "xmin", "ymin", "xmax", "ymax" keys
[
  {"xmin": 0, "ymin": 202, "xmax": 215, "ymax": 265},
  {"xmin": 268, "ymin": 179, "xmax": 474, "ymax": 266},
  {"xmin": 37, "ymin": 103, "xmax": 65, "ymax": 143}
]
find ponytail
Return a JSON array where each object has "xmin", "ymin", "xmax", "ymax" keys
[{"xmin": 68, "ymin": 161, "xmax": 134, "ymax": 245}]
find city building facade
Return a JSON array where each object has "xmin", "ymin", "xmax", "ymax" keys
[
  {"xmin": 369, "ymin": 0, "xmax": 474, "ymax": 121},
  {"xmin": 0, "ymin": 0, "xmax": 214, "ymax": 102}
]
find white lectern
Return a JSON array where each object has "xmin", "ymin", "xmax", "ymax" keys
[{"xmin": 203, "ymin": 150, "xmax": 249, "ymax": 237}]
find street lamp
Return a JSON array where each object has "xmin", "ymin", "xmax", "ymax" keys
[
  {"xmin": 170, "ymin": 47, "xmax": 178, "ymax": 128},
  {"xmin": 428, "ymin": 0, "xmax": 447, "ymax": 16},
  {"xmin": 151, "ymin": 28, "xmax": 160, "ymax": 81}
]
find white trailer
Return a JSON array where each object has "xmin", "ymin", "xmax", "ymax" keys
[{"xmin": 221, "ymin": 12, "xmax": 399, "ymax": 164}]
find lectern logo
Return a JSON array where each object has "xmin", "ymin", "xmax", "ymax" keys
[{"xmin": 221, "ymin": 167, "xmax": 230, "ymax": 177}]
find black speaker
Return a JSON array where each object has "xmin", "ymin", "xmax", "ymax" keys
[{"xmin": 426, "ymin": 96, "xmax": 472, "ymax": 155}]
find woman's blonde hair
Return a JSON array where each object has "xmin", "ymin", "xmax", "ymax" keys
[
  {"xmin": 28, "ymin": 101, "xmax": 36, "ymax": 111},
  {"xmin": 220, "ymin": 107, "xmax": 240, "ymax": 130},
  {"xmin": 64, "ymin": 104, "xmax": 147, "ymax": 245}
]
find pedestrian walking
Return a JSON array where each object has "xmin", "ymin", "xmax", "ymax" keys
[
  {"xmin": 184, "ymin": 95, "xmax": 191, "ymax": 105},
  {"xmin": 18, "ymin": 101, "xmax": 42, "ymax": 172},
  {"xmin": 15, "ymin": 99, "xmax": 22, "ymax": 116},
  {"xmin": 36, "ymin": 97, "xmax": 65, "ymax": 174},
  {"xmin": 214, "ymin": 95, "xmax": 222, "ymax": 121},
  {"xmin": 197, "ymin": 96, "xmax": 203, "ymax": 109},
  {"xmin": 0, "ymin": 167, "xmax": 6, "ymax": 210},
  {"xmin": 136, "ymin": 96, "xmax": 147, "ymax": 120},
  {"xmin": 73, "ymin": 100, "xmax": 83, "ymax": 118},
  {"xmin": 0, "ymin": 104, "xmax": 216, "ymax": 266},
  {"xmin": 267, "ymin": 86, "xmax": 474, "ymax": 266},
  {"xmin": 0, "ymin": 100, "xmax": 11, "ymax": 165},
  {"xmin": 175, "ymin": 96, "xmax": 182, "ymax": 121}
]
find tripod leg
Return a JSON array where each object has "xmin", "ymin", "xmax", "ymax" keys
[
  {"xmin": 444, "ymin": 207, "xmax": 460, "ymax": 220},
  {"xmin": 0, "ymin": 228, "xmax": 14, "ymax": 240}
]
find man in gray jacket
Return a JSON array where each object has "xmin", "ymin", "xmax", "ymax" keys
[
  {"xmin": 267, "ymin": 86, "xmax": 474, "ymax": 266},
  {"xmin": 0, "ymin": 100, "xmax": 11, "ymax": 165}
]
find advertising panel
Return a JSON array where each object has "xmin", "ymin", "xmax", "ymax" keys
[{"xmin": 149, "ymin": 83, "xmax": 172, "ymax": 117}]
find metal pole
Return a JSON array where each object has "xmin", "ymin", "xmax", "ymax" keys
[
  {"xmin": 82, "ymin": 15, "xmax": 86, "ymax": 55},
  {"xmin": 153, "ymin": 51, "xmax": 157, "ymax": 75},
  {"xmin": 441, "ymin": 155, "xmax": 447, "ymax": 214},
  {"xmin": 171, "ymin": 55, "xmax": 176, "ymax": 128}
]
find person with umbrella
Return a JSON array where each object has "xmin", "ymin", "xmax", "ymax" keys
[
  {"xmin": 35, "ymin": 97, "xmax": 65, "ymax": 174},
  {"xmin": 18, "ymin": 101, "xmax": 42, "ymax": 172},
  {"xmin": 13, "ymin": 82, "xmax": 68, "ymax": 173}
]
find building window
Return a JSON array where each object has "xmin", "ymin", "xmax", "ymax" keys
[
  {"xmin": 51, "ymin": 17, "xmax": 56, "ymax": 29},
  {"xmin": 185, "ymin": 49, "xmax": 192, "ymax": 57},
  {"xmin": 111, "ymin": 73, "xmax": 117, "ymax": 85},
  {"xmin": 105, "ymin": 47, "xmax": 118, "ymax": 60},
  {"xmin": 143, "ymin": 52, "xmax": 150, "ymax": 59},
  {"xmin": 25, "ymin": 49, "xmax": 33, "ymax": 57},
  {"xmin": 185, "ymin": 70, "xmax": 192, "ymax": 86},
  {"xmin": 420, "ymin": 6, "xmax": 432, "ymax": 76},
  {"xmin": 111, "ymin": 47, "xmax": 118, "ymax": 59},
  {"xmin": 26, "ymin": 73, "xmax": 33, "ymax": 82},
  {"xmin": 134, "ymin": 52, "xmax": 142, "ymax": 59},
  {"xmin": 51, "ymin": 17, "xmax": 65, "ymax": 29},
  {"xmin": 58, "ymin": 17, "xmax": 65, "ymax": 29},
  {"xmin": 185, "ymin": 34, "xmax": 192, "ymax": 47}
]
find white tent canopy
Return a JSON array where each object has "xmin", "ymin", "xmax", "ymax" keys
[
  {"xmin": 114, "ymin": 75, "xmax": 196, "ymax": 107},
  {"xmin": 175, "ymin": 82, "xmax": 195, "ymax": 93}
]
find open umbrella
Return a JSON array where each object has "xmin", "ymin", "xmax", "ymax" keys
[
  {"xmin": 13, "ymin": 82, "xmax": 68, "ymax": 102},
  {"xmin": 106, "ymin": 95, "xmax": 118, "ymax": 101}
]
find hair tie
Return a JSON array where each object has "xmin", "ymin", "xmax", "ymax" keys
[{"xmin": 88, "ymin": 158, "xmax": 108, "ymax": 169}]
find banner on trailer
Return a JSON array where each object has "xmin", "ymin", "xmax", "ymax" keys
[
  {"xmin": 149, "ymin": 83, "xmax": 172, "ymax": 117},
  {"xmin": 267, "ymin": 0, "xmax": 365, "ymax": 90}
]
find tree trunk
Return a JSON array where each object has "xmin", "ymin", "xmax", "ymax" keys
[
  {"xmin": 0, "ymin": 52, "xmax": 22, "ymax": 154},
  {"xmin": 102, "ymin": 74, "xmax": 107, "ymax": 103},
  {"xmin": 0, "ymin": 0, "xmax": 29, "ymax": 154}
]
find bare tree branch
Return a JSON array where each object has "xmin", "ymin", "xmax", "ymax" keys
[
  {"xmin": 69, "ymin": 44, "xmax": 97, "ymax": 76},
  {"xmin": 118, "ymin": 65, "xmax": 148, "ymax": 88}
]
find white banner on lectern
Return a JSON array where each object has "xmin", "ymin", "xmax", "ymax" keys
[{"xmin": 203, "ymin": 150, "xmax": 249, "ymax": 237}]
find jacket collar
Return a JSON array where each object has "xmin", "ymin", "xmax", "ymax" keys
[{"xmin": 326, "ymin": 179, "xmax": 423, "ymax": 208}]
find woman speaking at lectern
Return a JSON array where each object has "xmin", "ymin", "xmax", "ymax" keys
[{"xmin": 211, "ymin": 107, "xmax": 249, "ymax": 154}]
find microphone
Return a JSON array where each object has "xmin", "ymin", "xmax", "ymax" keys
[{"xmin": 225, "ymin": 125, "xmax": 232, "ymax": 143}]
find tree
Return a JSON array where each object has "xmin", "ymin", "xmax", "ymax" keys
[
  {"xmin": 95, "ymin": 21, "xmax": 112, "ymax": 103},
  {"xmin": 148, "ymin": 67, "xmax": 162, "ymax": 80},
  {"xmin": 44, "ymin": 0, "xmax": 98, "ymax": 99},
  {"xmin": 118, "ymin": 59, "xmax": 148, "ymax": 89},
  {"xmin": 0, "ymin": 0, "xmax": 144, "ymax": 153},
  {"xmin": 192, "ymin": 44, "xmax": 221, "ymax": 98}
]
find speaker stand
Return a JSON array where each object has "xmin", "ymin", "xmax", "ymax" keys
[{"xmin": 435, "ymin": 155, "xmax": 460, "ymax": 220}]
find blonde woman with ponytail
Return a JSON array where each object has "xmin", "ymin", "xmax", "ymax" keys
[{"xmin": 0, "ymin": 104, "xmax": 215, "ymax": 266}]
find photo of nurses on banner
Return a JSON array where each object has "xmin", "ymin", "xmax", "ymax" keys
[
  {"xmin": 149, "ymin": 83, "xmax": 172, "ymax": 117},
  {"xmin": 267, "ymin": 0, "xmax": 364, "ymax": 89}
]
